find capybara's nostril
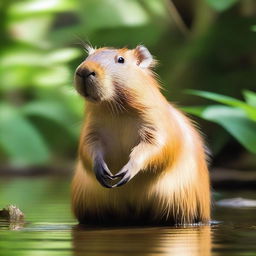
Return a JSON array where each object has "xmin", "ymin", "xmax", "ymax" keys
[{"xmin": 76, "ymin": 69, "xmax": 96, "ymax": 79}]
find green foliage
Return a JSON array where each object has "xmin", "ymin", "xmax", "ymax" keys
[
  {"xmin": 22, "ymin": 100, "xmax": 77, "ymax": 136},
  {"xmin": 0, "ymin": 0, "xmax": 171, "ymax": 168},
  {"xmin": 0, "ymin": 103, "xmax": 49, "ymax": 166},
  {"xmin": 0, "ymin": 1, "xmax": 83, "ymax": 167},
  {"xmin": 205, "ymin": 0, "xmax": 238, "ymax": 11},
  {"xmin": 183, "ymin": 90, "xmax": 256, "ymax": 154},
  {"xmin": 0, "ymin": 0, "xmax": 255, "ymax": 168},
  {"xmin": 243, "ymin": 90, "xmax": 256, "ymax": 107}
]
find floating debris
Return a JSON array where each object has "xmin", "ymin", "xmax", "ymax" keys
[
  {"xmin": 0, "ymin": 205, "xmax": 24, "ymax": 221},
  {"xmin": 216, "ymin": 197, "xmax": 256, "ymax": 208}
]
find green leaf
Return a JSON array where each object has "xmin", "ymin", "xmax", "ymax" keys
[
  {"xmin": 205, "ymin": 0, "xmax": 238, "ymax": 11},
  {"xmin": 243, "ymin": 90, "xmax": 256, "ymax": 108},
  {"xmin": 190, "ymin": 105, "xmax": 256, "ymax": 154},
  {"xmin": 8, "ymin": 16, "xmax": 53, "ymax": 47},
  {"xmin": 32, "ymin": 66, "xmax": 71, "ymax": 87},
  {"xmin": 22, "ymin": 100, "xmax": 78, "ymax": 137},
  {"xmin": 186, "ymin": 90, "xmax": 256, "ymax": 120},
  {"xmin": 0, "ymin": 103, "xmax": 49, "ymax": 166},
  {"xmin": 46, "ymin": 48, "xmax": 82, "ymax": 64},
  {"xmin": 0, "ymin": 50, "xmax": 45, "ymax": 67},
  {"xmin": 79, "ymin": 0, "xmax": 149, "ymax": 32},
  {"xmin": 8, "ymin": 0, "xmax": 75, "ymax": 17},
  {"xmin": 180, "ymin": 106, "xmax": 206, "ymax": 116},
  {"xmin": 0, "ymin": 48, "xmax": 81, "ymax": 67}
]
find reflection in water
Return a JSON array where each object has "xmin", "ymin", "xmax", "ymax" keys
[
  {"xmin": 7, "ymin": 220, "xmax": 25, "ymax": 231},
  {"xmin": 0, "ymin": 219, "xmax": 25, "ymax": 231},
  {"xmin": 72, "ymin": 225, "xmax": 211, "ymax": 256},
  {"xmin": 1, "ymin": 177, "xmax": 256, "ymax": 256}
]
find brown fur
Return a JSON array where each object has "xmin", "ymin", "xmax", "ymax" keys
[{"xmin": 71, "ymin": 46, "xmax": 210, "ymax": 225}]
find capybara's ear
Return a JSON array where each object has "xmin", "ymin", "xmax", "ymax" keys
[{"xmin": 134, "ymin": 45, "xmax": 156, "ymax": 69}]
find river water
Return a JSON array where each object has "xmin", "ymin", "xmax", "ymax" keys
[{"xmin": 0, "ymin": 176, "xmax": 255, "ymax": 256}]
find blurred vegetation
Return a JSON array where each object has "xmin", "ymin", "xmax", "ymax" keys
[
  {"xmin": 183, "ymin": 90, "xmax": 256, "ymax": 154},
  {"xmin": 0, "ymin": 0, "xmax": 256, "ymax": 170}
]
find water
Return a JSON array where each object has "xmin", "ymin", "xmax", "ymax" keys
[{"xmin": 0, "ymin": 176, "xmax": 256, "ymax": 256}]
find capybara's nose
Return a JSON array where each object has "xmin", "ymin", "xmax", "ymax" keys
[{"xmin": 76, "ymin": 68, "xmax": 96, "ymax": 79}]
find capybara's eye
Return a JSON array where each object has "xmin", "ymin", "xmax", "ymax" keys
[{"xmin": 117, "ymin": 56, "xmax": 125, "ymax": 64}]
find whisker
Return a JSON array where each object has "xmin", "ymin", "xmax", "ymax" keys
[{"xmin": 73, "ymin": 35, "xmax": 95, "ymax": 54}]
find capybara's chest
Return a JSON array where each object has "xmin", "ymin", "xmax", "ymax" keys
[{"xmin": 97, "ymin": 116, "xmax": 141, "ymax": 173}]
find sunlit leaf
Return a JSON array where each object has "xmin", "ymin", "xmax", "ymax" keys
[
  {"xmin": 46, "ymin": 48, "xmax": 81, "ymax": 64},
  {"xmin": 205, "ymin": 0, "xmax": 238, "ymax": 11},
  {"xmin": 180, "ymin": 106, "xmax": 206, "ymax": 116},
  {"xmin": 186, "ymin": 105, "xmax": 256, "ymax": 154},
  {"xmin": 79, "ymin": 0, "xmax": 149, "ymax": 33},
  {"xmin": 186, "ymin": 90, "xmax": 256, "ymax": 120},
  {"xmin": 145, "ymin": 0, "xmax": 169, "ymax": 17},
  {"xmin": 0, "ymin": 103, "xmax": 49, "ymax": 166},
  {"xmin": 113, "ymin": 0, "xmax": 149, "ymax": 26},
  {"xmin": 0, "ymin": 66, "xmax": 34, "ymax": 90},
  {"xmin": 0, "ymin": 48, "xmax": 81, "ymax": 67},
  {"xmin": 0, "ymin": 50, "xmax": 44, "ymax": 67},
  {"xmin": 9, "ymin": 16, "xmax": 53, "ymax": 47},
  {"xmin": 32, "ymin": 66, "xmax": 71, "ymax": 87},
  {"xmin": 243, "ymin": 90, "xmax": 256, "ymax": 108},
  {"xmin": 0, "ymin": 65, "xmax": 71, "ymax": 91},
  {"xmin": 9, "ymin": 0, "xmax": 75, "ymax": 17}
]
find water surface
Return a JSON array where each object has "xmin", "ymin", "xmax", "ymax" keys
[{"xmin": 0, "ymin": 176, "xmax": 255, "ymax": 256}]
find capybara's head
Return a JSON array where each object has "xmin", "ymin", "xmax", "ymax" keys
[{"xmin": 74, "ymin": 45, "xmax": 156, "ymax": 103}]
